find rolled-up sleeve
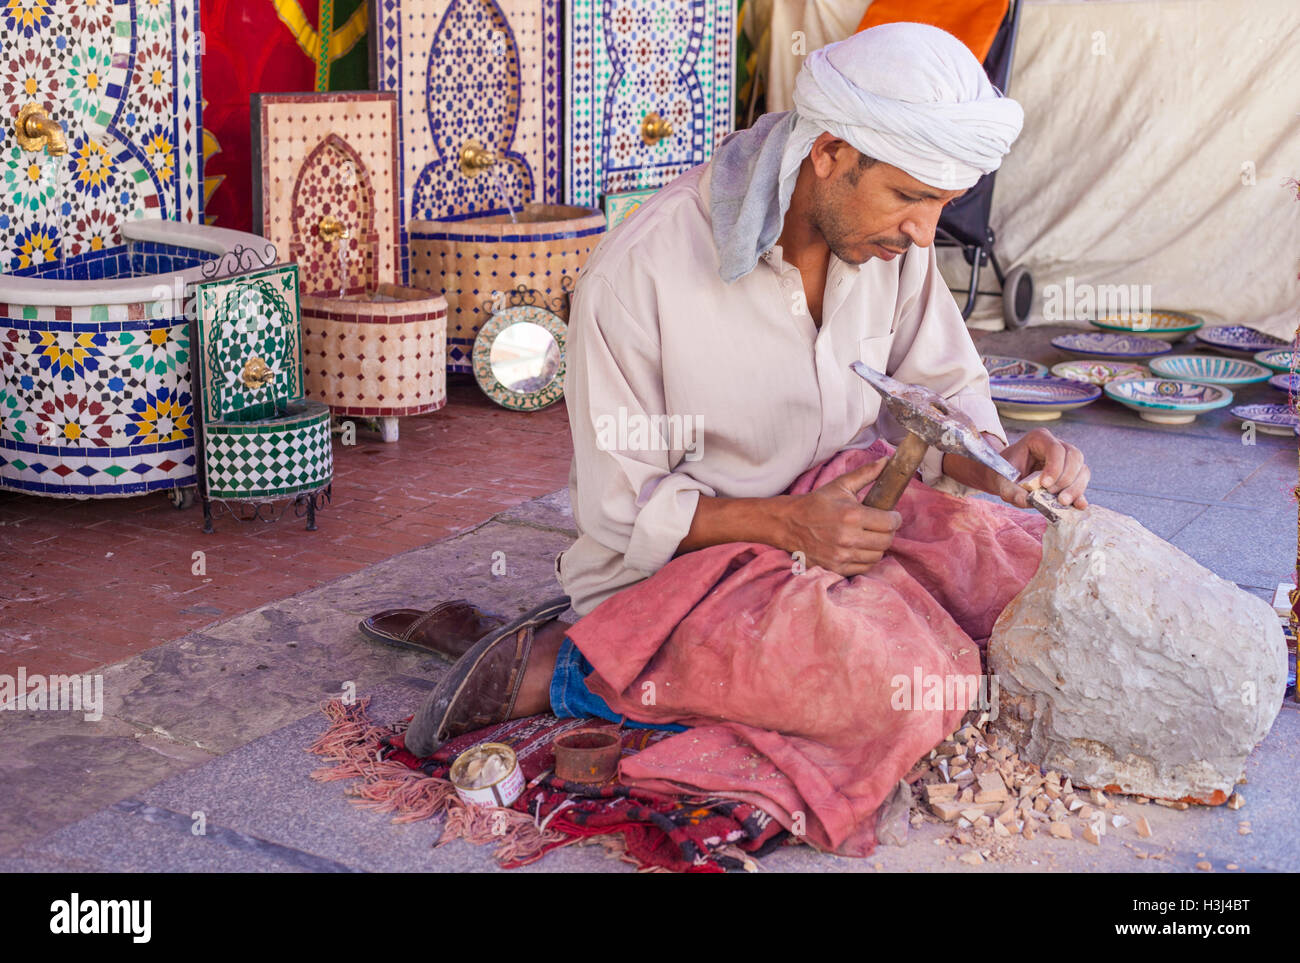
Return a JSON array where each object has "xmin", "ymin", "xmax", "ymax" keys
[
  {"xmin": 564, "ymin": 274, "xmax": 716, "ymax": 575},
  {"xmin": 880, "ymin": 246, "xmax": 1006, "ymax": 497}
]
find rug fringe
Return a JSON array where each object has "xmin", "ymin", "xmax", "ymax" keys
[
  {"xmin": 443, "ymin": 801, "xmax": 570, "ymax": 864},
  {"xmin": 307, "ymin": 698, "xmax": 572, "ymax": 863}
]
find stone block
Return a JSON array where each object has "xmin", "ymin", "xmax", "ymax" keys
[{"xmin": 989, "ymin": 506, "xmax": 1286, "ymax": 803}]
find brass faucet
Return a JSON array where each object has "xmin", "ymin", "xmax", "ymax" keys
[
  {"xmin": 459, "ymin": 140, "xmax": 497, "ymax": 177},
  {"xmin": 641, "ymin": 111, "xmax": 673, "ymax": 146},
  {"xmin": 15, "ymin": 103, "xmax": 67, "ymax": 156},
  {"xmin": 317, "ymin": 215, "xmax": 350, "ymax": 244},
  {"xmin": 239, "ymin": 356, "xmax": 275, "ymax": 390}
]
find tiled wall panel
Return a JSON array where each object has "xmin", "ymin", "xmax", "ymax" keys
[
  {"xmin": 253, "ymin": 92, "xmax": 400, "ymax": 297},
  {"xmin": 370, "ymin": 0, "xmax": 563, "ymax": 280},
  {"xmin": 565, "ymin": 0, "xmax": 735, "ymax": 208},
  {"xmin": 2, "ymin": 0, "xmax": 203, "ymax": 273},
  {"xmin": 192, "ymin": 264, "xmax": 304, "ymax": 424}
]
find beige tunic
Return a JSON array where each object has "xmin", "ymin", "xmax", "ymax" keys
[{"xmin": 557, "ymin": 162, "xmax": 1005, "ymax": 616}]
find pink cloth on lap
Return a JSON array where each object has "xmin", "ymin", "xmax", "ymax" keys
[{"xmin": 565, "ymin": 441, "xmax": 1048, "ymax": 857}]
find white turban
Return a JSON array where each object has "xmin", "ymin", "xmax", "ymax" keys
[{"xmin": 710, "ymin": 22, "xmax": 1024, "ymax": 282}]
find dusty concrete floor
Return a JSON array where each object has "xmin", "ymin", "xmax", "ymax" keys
[{"xmin": 2, "ymin": 323, "xmax": 1295, "ymax": 873}]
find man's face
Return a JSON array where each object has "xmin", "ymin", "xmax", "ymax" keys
[{"xmin": 807, "ymin": 138, "xmax": 967, "ymax": 266}]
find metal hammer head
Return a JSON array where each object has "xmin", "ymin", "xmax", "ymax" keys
[
  {"xmin": 851, "ymin": 362, "xmax": 1010, "ymax": 475},
  {"xmin": 850, "ymin": 362, "xmax": 1065, "ymax": 523}
]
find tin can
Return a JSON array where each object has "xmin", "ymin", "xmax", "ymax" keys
[
  {"xmin": 449, "ymin": 743, "xmax": 524, "ymax": 808},
  {"xmin": 553, "ymin": 728, "xmax": 621, "ymax": 784}
]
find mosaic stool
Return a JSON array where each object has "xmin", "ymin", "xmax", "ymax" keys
[{"xmin": 190, "ymin": 263, "xmax": 333, "ymax": 532}]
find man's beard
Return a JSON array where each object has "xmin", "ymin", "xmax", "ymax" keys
[
  {"xmin": 812, "ymin": 191, "xmax": 911, "ymax": 264},
  {"xmin": 816, "ymin": 214, "xmax": 909, "ymax": 265}
]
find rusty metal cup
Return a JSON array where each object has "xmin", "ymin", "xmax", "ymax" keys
[{"xmin": 553, "ymin": 728, "xmax": 621, "ymax": 784}]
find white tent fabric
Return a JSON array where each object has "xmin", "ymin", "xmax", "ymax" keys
[
  {"xmin": 759, "ymin": 0, "xmax": 1300, "ymax": 336},
  {"xmin": 763, "ymin": 0, "xmax": 873, "ymax": 114}
]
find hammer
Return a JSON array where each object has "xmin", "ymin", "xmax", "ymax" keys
[{"xmin": 850, "ymin": 362, "xmax": 1064, "ymax": 523}]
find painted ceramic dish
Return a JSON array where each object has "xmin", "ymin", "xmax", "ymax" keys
[
  {"xmin": 1193, "ymin": 325, "xmax": 1289, "ymax": 354},
  {"xmin": 1050, "ymin": 360, "xmax": 1147, "ymax": 386},
  {"xmin": 1147, "ymin": 355, "xmax": 1271, "ymax": 385},
  {"xmin": 1103, "ymin": 378, "xmax": 1233, "ymax": 424},
  {"xmin": 1229, "ymin": 403, "xmax": 1300, "ymax": 436},
  {"xmin": 989, "ymin": 376, "xmax": 1102, "ymax": 421},
  {"xmin": 982, "ymin": 355, "xmax": 1049, "ymax": 378},
  {"xmin": 1050, "ymin": 332, "xmax": 1174, "ymax": 359},
  {"xmin": 1089, "ymin": 309, "xmax": 1203, "ymax": 341},
  {"xmin": 1269, "ymin": 373, "xmax": 1300, "ymax": 393},
  {"xmin": 1254, "ymin": 349, "xmax": 1296, "ymax": 373}
]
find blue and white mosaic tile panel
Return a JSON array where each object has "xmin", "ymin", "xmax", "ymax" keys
[
  {"xmin": 565, "ymin": 0, "xmax": 735, "ymax": 208},
  {"xmin": 370, "ymin": 0, "xmax": 562, "ymax": 279}
]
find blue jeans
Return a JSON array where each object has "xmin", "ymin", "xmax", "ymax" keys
[{"xmin": 549, "ymin": 638, "xmax": 687, "ymax": 732}]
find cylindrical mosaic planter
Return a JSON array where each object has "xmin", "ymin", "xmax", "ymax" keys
[
  {"xmin": 201, "ymin": 399, "xmax": 333, "ymax": 500},
  {"xmin": 298, "ymin": 284, "xmax": 448, "ymax": 418},
  {"xmin": 0, "ymin": 304, "xmax": 195, "ymax": 498},
  {"xmin": 408, "ymin": 204, "xmax": 604, "ymax": 372}
]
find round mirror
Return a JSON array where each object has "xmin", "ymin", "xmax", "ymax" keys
[
  {"xmin": 489, "ymin": 321, "xmax": 561, "ymax": 393},
  {"xmin": 473, "ymin": 305, "xmax": 567, "ymax": 411}
]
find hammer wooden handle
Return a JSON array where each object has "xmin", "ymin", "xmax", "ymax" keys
[{"xmin": 862, "ymin": 432, "xmax": 929, "ymax": 512}]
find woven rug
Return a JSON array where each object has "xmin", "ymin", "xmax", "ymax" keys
[{"xmin": 308, "ymin": 698, "xmax": 791, "ymax": 873}]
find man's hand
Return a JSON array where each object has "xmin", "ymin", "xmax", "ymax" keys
[
  {"xmin": 777, "ymin": 457, "xmax": 902, "ymax": 576},
  {"xmin": 986, "ymin": 427, "xmax": 1091, "ymax": 510},
  {"xmin": 676, "ymin": 456, "xmax": 901, "ymax": 577}
]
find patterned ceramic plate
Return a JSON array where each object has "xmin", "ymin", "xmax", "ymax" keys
[
  {"xmin": 1148, "ymin": 355, "xmax": 1272, "ymax": 385},
  {"xmin": 1089, "ymin": 309, "xmax": 1203, "ymax": 341},
  {"xmin": 1270, "ymin": 373, "xmax": 1300, "ymax": 393},
  {"xmin": 982, "ymin": 355, "xmax": 1049, "ymax": 378},
  {"xmin": 1193, "ymin": 325, "xmax": 1289, "ymax": 354},
  {"xmin": 1050, "ymin": 332, "xmax": 1174, "ymax": 359},
  {"xmin": 1050, "ymin": 360, "xmax": 1147, "ymax": 386},
  {"xmin": 1254, "ymin": 349, "xmax": 1296, "ymax": 373},
  {"xmin": 989, "ymin": 376, "xmax": 1102, "ymax": 421},
  {"xmin": 1104, "ymin": 378, "xmax": 1233, "ymax": 424},
  {"xmin": 1230, "ymin": 403, "xmax": 1300, "ymax": 436}
]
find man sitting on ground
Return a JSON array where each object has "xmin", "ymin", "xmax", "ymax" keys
[{"xmin": 402, "ymin": 23, "xmax": 1091, "ymax": 854}]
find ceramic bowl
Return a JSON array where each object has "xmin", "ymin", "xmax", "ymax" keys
[
  {"xmin": 1050, "ymin": 332, "xmax": 1174, "ymax": 359},
  {"xmin": 1254, "ymin": 349, "xmax": 1296, "ymax": 373},
  {"xmin": 982, "ymin": 355, "xmax": 1049, "ymax": 378},
  {"xmin": 989, "ymin": 376, "xmax": 1102, "ymax": 421},
  {"xmin": 1269, "ymin": 373, "xmax": 1299, "ymax": 393},
  {"xmin": 1192, "ymin": 325, "xmax": 1289, "ymax": 354},
  {"xmin": 1089, "ymin": 309, "xmax": 1203, "ymax": 341},
  {"xmin": 1050, "ymin": 360, "xmax": 1148, "ymax": 386},
  {"xmin": 1103, "ymin": 378, "xmax": 1233, "ymax": 424},
  {"xmin": 1229, "ymin": 403, "xmax": 1300, "ymax": 436},
  {"xmin": 1147, "ymin": 354, "xmax": 1271, "ymax": 385}
]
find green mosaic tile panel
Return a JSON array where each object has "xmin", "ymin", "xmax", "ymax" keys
[
  {"xmin": 202, "ymin": 400, "xmax": 333, "ymax": 499},
  {"xmin": 193, "ymin": 263, "xmax": 304, "ymax": 423}
]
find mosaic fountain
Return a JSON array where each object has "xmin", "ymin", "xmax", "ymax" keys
[
  {"xmin": 253, "ymin": 93, "xmax": 447, "ymax": 442},
  {"xmin": 0, "ymin": 0, "xmax": 271, "ymax": 499}
]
